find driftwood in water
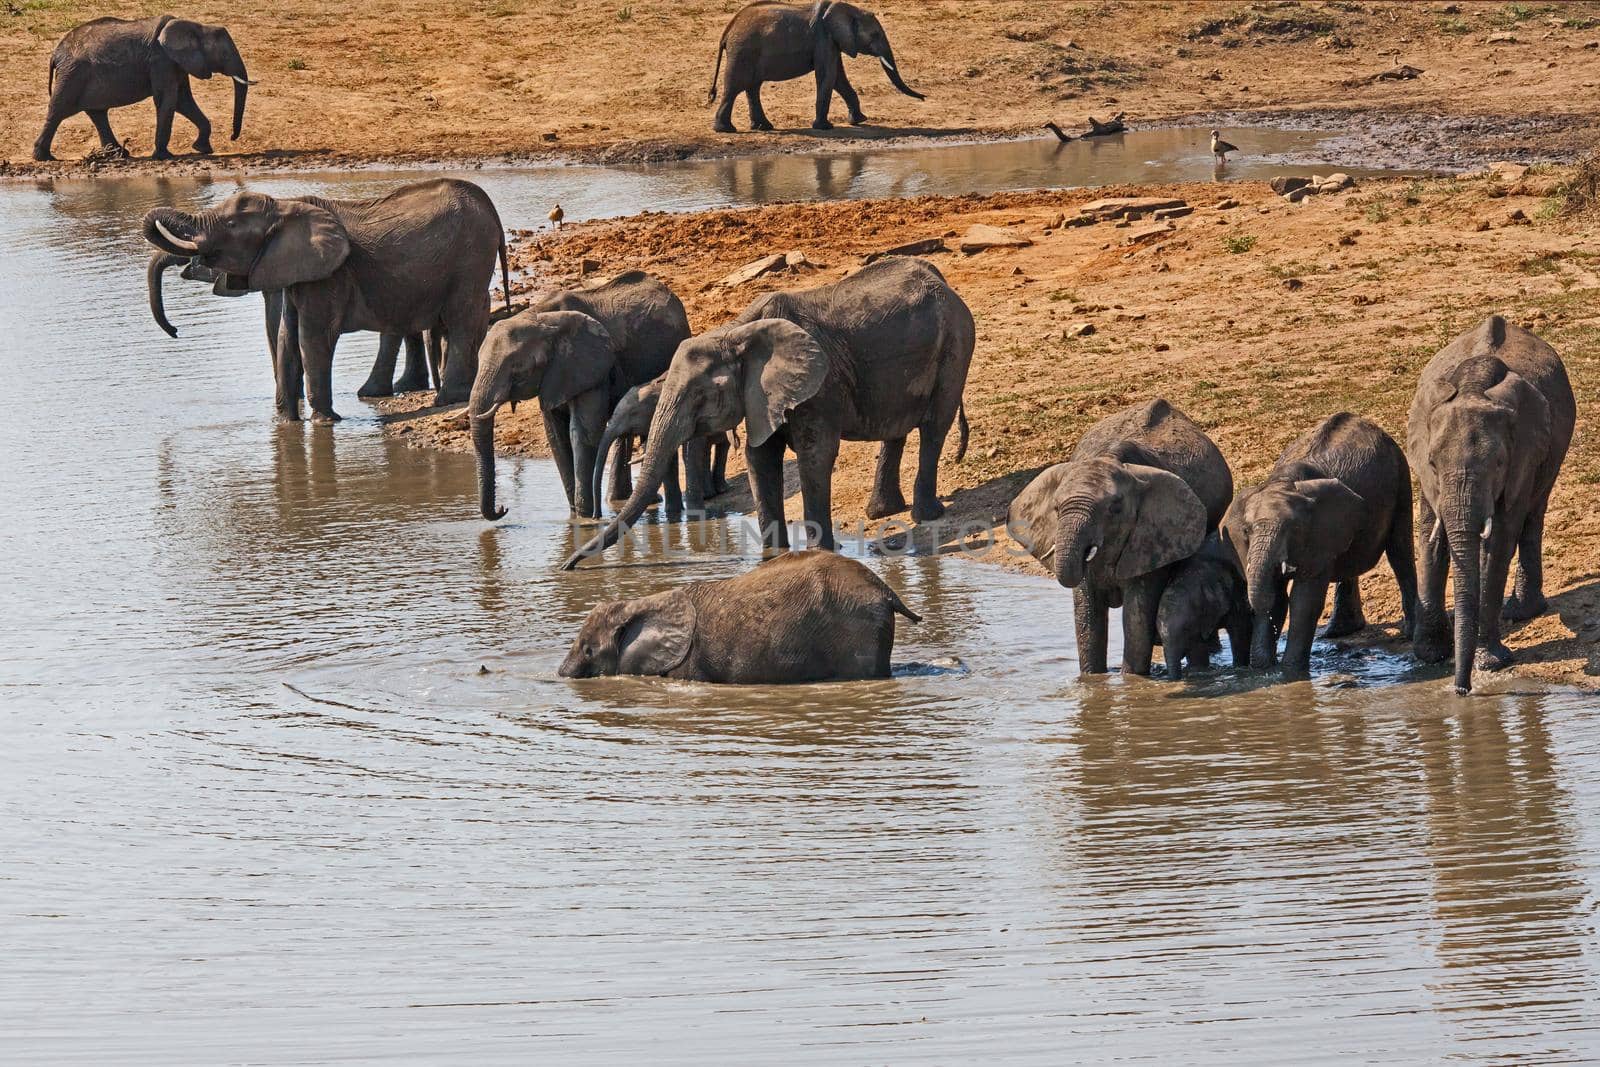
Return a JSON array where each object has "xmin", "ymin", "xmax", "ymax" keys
[{"xmin": 1043, "ymin": 112, "xmax": 1128, "ymax": 143}]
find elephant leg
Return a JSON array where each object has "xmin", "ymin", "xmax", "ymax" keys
[
  {"xmin": 866, "ymin": 438, "xmax": 907, "ymax": 519},
  {"xmin": 1322, "ymin": 580, "xmax": 1366, "ymax": 638},
  {"xmin": 358, "ymin": 335, "xmax": 401, "ymax": 398},
  {"xmin": 1387, "ymin": 488, "xmax": 1421, "ymax": 635},
  {"xmin": 33, "ymin": 88, "xmax": 76, "ymax": 160},
  {"xmin": 426, "ymin": 331, "xmax": 444, "ymax": 390},
  {"xmin": 834, "ymin": 61, "xmax": 867, "ymax": 125},
  {"xmin": 710, "ymin": 433, "xmax": 731, "ymax": 496},
  {"xmin": 1506, "ymin": 490, "xmax": 1551, "ymax": 620},
  {"xmin": 681, "ymin": 436, "xmax": 710, "ymax": 512},
  {"xmin": 796, "ymin": 432, "xmax": 840, "ymax": 550},
  {"xmin": 150, "ymin": 91, "xmax": 178, "ymax": 160},
  {"xmin": 1120, "ymin": 571, "xmax": 1164, "ymax": 676},
  {"xmin": 1476, "ymin": 527, "xmax": 1516, "ymax": 672},
  {"xmin": 1073, "ymin": 582, "xmax": 1110, "ymax": 676},
  {"xmin": 911, "ymin": 421, "xmax": 951, "ymax": 523},
  {"xmin": 85, "ymin": 109, "xmax": 126, "ymax": 156},
  {"xmin": 274, "ymin": 302, "xmax": 303, "ymax": 421},
  {"xmin": 610, "ymin": 435, "xmax": 634, "ymax": 503},
  {"xmin": 395, "ymin": 335, "xmax": 431, "ymax": 392},
  {"xmin": 435, "ymin": 303, "xmax": 488, "ymax": 406},
  {"xmin": 175, "ymin": 81, "xmax": 213, "ymax": 155},
  {"xmin": 745, "ymin": 436, "xmax": 789, "ymax": 550},
  {"xmin": 664, "ymin": 452, "xmax": 684, "ymax": 521},
  {"xmin": 543, "ymin": 408, "xmax": 577, "ymax": 512},
  {"xmin": 746, "ymin": 85, "xmax": 773, "ymax": 132},
  {"xmin": 1414, "ymin": 495, "xmax": 1451, "ymax": 662},
  {"xmin": 1282, "ymin": 579, "xmax": 1329, "ymax": 674},
  {"xmin": 568, "ymin": 391, "xmax": 608, "ymax": 520},
  {"xmin": 812, "ymin": 64, "xmax": 838, "ymax": 130},
  {"xmin": 299, "ymin": 320, "xmax": 341, "ymax": 424},
  {"xmin": 1226, "ymin": 603, "xmax": 1252, "ymax": 668}
]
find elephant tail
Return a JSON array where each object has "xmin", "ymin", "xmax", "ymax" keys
[
  {"xmin": 497, "ymin": 231, "xmax": 512, "ymax": 314},
  {"xmin": 953, "ymin": 399, "xmax": 969, "ymax": 462},
  {"xmin": 48, "ymin": 55, "xmax": 55, "ymax": 96},
  {"xmin": 708, "ymin": 29, "xmax": 728, "ymax": 103},
  {"xmin": 888, "ymin": 591, "xmax": 921, "ymax": 624}
]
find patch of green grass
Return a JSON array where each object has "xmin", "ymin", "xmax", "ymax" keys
[
  {"xmin": 1534, "ymin": 196, "xmax": 1564, "ymax": 221},
  {"xmin": 1404, "ymin": 181, "xmax": 1424, "ymax": 206},
  {"xmin": 1223, "ymin": 233, "xmax": 1257, "ymax": 254},
  {"xmin": 617, "ymin": 4, "xmax": 633, "ymax": 20},
  {"xmin": 1047, "ymin": 289, "xmax": 1079, "ymax": 302},
  {"xmin": 1438, "ymin": 16, "xmax": 1471, "ymax": 35},
  {"xmin": 1365, "ymin": 199, "xmax": 1391, "ymax": 223},
  {"xmin": 286, "ymin": 57, "xmax": 307, "ymax": 71},
  {"xmin": 1520, "ymin": 254, "xmax": 1562, "ymax": 275}
]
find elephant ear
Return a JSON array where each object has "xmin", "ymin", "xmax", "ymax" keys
[
  {"xmin": 1486, "ymin": 370, "xmax": 1553, "ymax": 504},
  {"xmin": 157, "ymin": 19, "xmax": 211, "ymax": 79},
  {"xmin": 1218, "ymin": 496, "xmax": 1250, "ymax": 576},
  {"xmin": 811, "ymin": 1, "xmax": 861, "ymax": 56},
  {"xmin": 248, "ymin": 201, "xmax": 350, "ymax": 292},
  {"xmin": 726, "ymin": 319, "xmax": 827, "ymax": 448},
  {"xmin": 536, "ymin": 311, "xmax": 617, "ymax": 410},
  {"xmin": 1117, "ymin": 464, "xmax": 1207, "ymax": 581},
  {"xmin": 1006, "ymin": 463, "xmax": 1071, "ymax": 568},
  {"xmin": 1290, "ymin": 478, "xmax": 1365, "ymax": 563},
  {"xmin": 616, "ymin": 590, "xmax": 696, "ymax": 676}
]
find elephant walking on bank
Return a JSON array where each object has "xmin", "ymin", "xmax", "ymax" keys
[
  {"xmin": 142, "ymin": 179, "xmax": 510, "ymax": 421},
  {"xmin": 709, "ymin": 1, "xmax": 924, "ymax": 133},
  {"xmin": 561, "ymin": 257, "xmax": 974, "ymax": 570},
  {"xmin": 1221, "ymin": 413, "xmax": 1419, "ymax": 674},
  {"xmin": 35, "ymin": 16, "xmax": 253, "ymax": 162},
  {"xmin": 1008, "ymin": 399, "xmax": 1235, "ymax": 677},
  {"xmin": 559, "ymin": 551, "xmax": 919, "ymax": 684},
  {"xmin": 1407, "ymin": 315, "xmax": 1575, "ymax": 693}
]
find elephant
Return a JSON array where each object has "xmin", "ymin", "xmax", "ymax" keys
[
  {"xmin": 468, "ymin": 310, "xmax": 621, "ymax": 521},
  {"xmin": 1406, "ymin": 315, "xmax": 1575, "ymax": 693},
  {"xmin": 1220, "ymin": 413, "xmax": 1419, "ymax": 674},
  {"xmin": 35, "ymin": 15, "xmax": 254, "ymax": 162},
  {"xmin": 1007, "ymin": 399, "xmax": 1234, "ymax": 677},
  {"xmin": 558, "ymin": 550, "xmax": 920, "ymax": 684},
  {"xmin": 593, "ymin": 375, "xmax": 734, "ymax": 521},
  {"xmin": 142, "ymin": 179, "xmax": 510, "ymax": 421},
  {"xmin": 708, "ymin": 1, "xmax": 924, "ymax": 133},
  {"xmin": 146, "ymin": 250, "xmax": 437, "ymax": 405},
  {"xmin": 561, "ymin": 257, "xmax": 974, "ymax": 570},
  {"xmin": 1157, "ymin": 533, "xmax": 1250, "ymax": 681}
]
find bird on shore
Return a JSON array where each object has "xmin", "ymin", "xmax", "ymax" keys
[
  {"xmin": 1210, "ymin": 129, "xmax": 1239, "ymax": 162},
  {"xmin": 549, "ymin": 203, "xmax": 565, "ymax": 229}
]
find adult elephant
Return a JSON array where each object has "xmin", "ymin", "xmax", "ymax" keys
[
  {"xmin": 1407, "ymin": 315, "xmax": 1575, "ymax": 693},
  {"xmin": 708, "ymin": 1, "xmax": 924, "ymax": 133},
  {"xmin": 1007, "ymin": 399, "xmax": 1234, "ymax": 677},
  {"xmin": 561, "ymin": 257, "xmax": 974, "ymax": 570},
  {"xmin": 35, "ymin": 15, "xmax": 254, "ymax": 162},
  {"xmin": 142, "ymin": 179, "xmax": 510, "ymax": 421}
]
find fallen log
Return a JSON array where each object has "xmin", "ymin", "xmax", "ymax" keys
[{"xmin": 1043, "ymin": 111, "xmax": 1128, "ymax": 143}]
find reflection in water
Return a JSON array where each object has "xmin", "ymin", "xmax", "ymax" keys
[{"xmin": 3, "ymin": 143, "xmax": 1597, "ymax": 1064}]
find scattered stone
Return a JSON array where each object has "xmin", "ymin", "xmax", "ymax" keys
[
  {"xmin": 1203, "ymin": 69, "xmax": 1223, "ymax": 81},
  {"xmin": 541, "ymin": 132, "xmax": 559, "ymax": 142},
  {"xmin": 1071, "ymin": 303, "xmax": 1109, "ymax": 314},
  {"xmin": 1064, "ymin": 322, "xmax": 1096, "ymax": 338},
  {"xmin": 1125, "ymin": 221, "xmax": 1175, "ymax": 244},
  {"xmin": 1473, "ymin": 219, "xmax": 1492, "ymax": 232},
  {"xmin": 1338, "ymin": 230, "xmax": 1360, "ymax": 246},
  {"xmin": 1153, "ymin": 206, "xmax": 1194, "ymax": 220},
  {"xmin": 1487, "ymin": 32, "xmax": 1518, "ymax": 44},
  {"xmin": 959, "ymin": 225, "xmax": 1034, "ymax": 253},
  {"xmin": 1376, "ymin": 64, "xmax": 1424, "ymax": 81},
  {"xmin": 1153, "ymin": 261, "xmax": 1171, "ymax": 273},
  {"xmin": 1486, "ymin": 161, "xmax": 1531, "ymax": 182},
  {"xmin": 717, "ymin": 253, "xmax": 788, "ymax": 287},
  {"xmin": 1505, "ymin": 208, "xmax": 1529, "ymax": 225},
  {"xmin": 1215, "ymin": 197, "xmax": 1240, "ymax": 210},
  {"xmin": 1352, "ymin": 294, "xmax": 1380, "ymax": 306},
  {"xmin": 1283, "ymin": 277, "xmax": 1304, "ymax": 291},
  {"xmin": 1113, "ymin": 310, "xmax": 1147, "ymax": 321},
  {"xmin": 1010, "ymin": 266, "xmax": 1024, "ymax": 275},
  {"xmin": 1285, "ymin": 186, "xmax": 1315, "ymax": 203},
  {"xmin": 1074, "ymin": 197, "xmax": 1188, "ymax": 223},
  {"xmin": 864, "ymin": 237, "xmax": 947, "ymax": 263},
  {"xmin": 1314, "ymin": 172, "xmax": 1354, "ymax": 192},
  {"xmin": 784, "ymin": 250, "xmax": 816, "ymax": 269},
  {"xmin": 1154, "ymin": 342, "xmax": 1171, "ymax": 352},
  {"xmin": 580, "ymin": 258, "xmax": 602, "ymax": 274},
  {"xmin": 1043, "ymin": 212, "xmax": 1067, "ymax": 230},
  {"xmin": 1270, "ymin": 176, "xmax": 1312, "ymax": 196}
]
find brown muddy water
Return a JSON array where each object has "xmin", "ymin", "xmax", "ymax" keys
[{"xmin": 3, "ymin": 134, "xmax": 1598, "ymax": 1064}]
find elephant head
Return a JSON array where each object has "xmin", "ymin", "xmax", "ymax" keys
[
  {"xmin": 1220, "ymin": 473, "xmax": 1364, "ymax": 668},
  {"xmin": 157, "ymin": 19, "xmax": 255, "ymax": 139},
  {"xmin": 812, "ymin": 2, "xmax": 924, "ymax": 99},
  {"xmin": 559, "ymin": 589, "xmax": 697, "ymax": 678},
  {"xmin": 592, "ymin": 376, "xmax": 665, "ymax": 515},
  {"xmin": 471, "ymin": 311, "xmax": 618, "ymax": 521},
  {"xmin": 1007, "ymin": 457, "xmax": 1208, "ymax": 589},
  {"xmin": 143, "ymin": 192, "xmax": 349, "ymax": 296},
  {"xmin": 1409, "ymin": 354, "xmax": 1551, "ymax": 692},
  {"xmin": 561, "ymin": 318, "xmax": 826, "ymax": 569}
]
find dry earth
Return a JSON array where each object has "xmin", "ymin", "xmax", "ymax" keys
[
  {"xmin": 7, "ymin": 1, "xmax": 1600, "ymax": 172},
  {"xmin": 381, "ymin": 163, "xmax": 1600, "ymax": 690}
]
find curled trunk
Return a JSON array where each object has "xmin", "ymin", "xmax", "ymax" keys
[
  {"xmin": 145, "ymin": 208, "xmax": 203, "ymax": 256},
  {"xmin": 146, "ymin": 250, "xmax": 187, "ymax": 337},
  {"xmin": 562, "ymin": 409, "xmax": 686, "ymax": 570},
  {"xmin": 474, "ymin": 412, "xmax": 506, "ymax": 521},
  {"xmin": 591, "ymin": 426, "xmax": 624, "ymax": 518},
  {"xmin": 877, "ymin": 44, "xmax": 924, "ymax": 99}
]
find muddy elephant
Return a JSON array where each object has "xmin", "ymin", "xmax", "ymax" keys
[
  {"xmin": 593, "ymin": 375, "xmax": 733, "ymax": 520},
  {"xmin": 1407, "ymin": 315, "xmax": 1575, "ymax": 693},
  {"xmin": 1157, "ymin": 533, "xmax": 1250, "ymax": 681},
  {"xmin": 709, "ymin": 1, "xmax": 923, "ymax": 133},
  {"xmin": 469, "ymin": 310, "xmax": 620, "ymax": 520},
  {"xmin": 1008, "ymin": 399, "xmax": 1234, "ymax": 677},
  {"xmin": 1221, "ymin": 413, "xmax": 1419, "ymax": 674},
  {"xmin": 142, "ymin": 179, "xmax": 510, "ymax": 421},
  {"xmin": 35, "ymin": 15, "xmax": 253, "ymax": 162},
  {"xmin": 559, "ymin": 551, "xmax": 919, "ymax": 683},
  {"xmin": 561, "ymin": 257, "xmax": 974, "ymax": 570}
]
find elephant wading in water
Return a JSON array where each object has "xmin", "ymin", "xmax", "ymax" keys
[
  {"xmin": 1156, "ymin": 533, "xmax": 1250, "ymax": 681},
  {"xmin": 709, "ymin": 1, "xmax": 924, "ymax": 133},
  {"xmin": 1407, "ymin": 315, "xmax": 1575, "ymax": 693},
  {"xmin": 1008, "ymin": 399, "xmax": 1234, "ymax": 677},
  {"xmin": 559, "ymin": 551, "xmax": 919, "ymax": 684},
  {"xmin": 1221, "ymin": 413, "xmax": 1419, "ymax": 674},
  {"xmin": 142, "ymin": 179, "xmax": 510, "ymax": 421},
  {"xmin": 593, "ymin": 375, "xmax": 733, "ymax": 522},
  {"xmin": 36, "ymin": 16, "xmax": 254, "ymax": 162},
  {"xmin": 561, "ymin": 257, "xmax": 974, "ymax": 570}
]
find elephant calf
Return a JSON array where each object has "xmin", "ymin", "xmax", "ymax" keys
[
  {"xmin": 595, "ymin": 376, "xmax": 733, "ymax": 520},
  {"xmin": 558, "ymin": 551, "xmax": 920, "ymax": 684},
  {"xmin": 1157, "ymin": 534, "xmax": 1250, "ymax": 680},
  {"xmin": 1222, "ymin": 413, "xmax": 1418, "ymax": 674}
]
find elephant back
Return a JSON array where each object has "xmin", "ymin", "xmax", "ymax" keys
[
  {"xmin": 1074, "ymin": 398, "xmax": 1234, "ymax": 529},
  {"xmin": 1411, "ymin": 315, "xmax": 1576, "ymax": 453}
]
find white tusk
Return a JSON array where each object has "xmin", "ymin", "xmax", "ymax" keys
[
  {"xmin": 880, "ymin": 57, "xmax": 898, "ymax": 74},
  {"xmin": 153, "ymin": 217, "xmax": 200, "ymax": 253},
  {"xmin": 1085, "ymin": 545, "xmax": 1098, "ymax": 562},
  {"xmin": 1481, "ymin": 516, "xmax": 1493, "ymax": 541},
  {"xmin": 469, "ymin": 402, "xmax": 502, "ymax": 423},
  {"xmin": 230, "ymin": 75, "xmax": 259, "ymax": 85},
  {"xmin": 1433, "ymin": 517, "xmax": 1443, "ymax": 543}
]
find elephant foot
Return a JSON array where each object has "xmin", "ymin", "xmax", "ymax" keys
[
  {"xmin": 713, "ymin": 121, "xmax": 738, "ymax": 133},
  {"xmin": 1320, "ymin": 612, "xmax": 1367, "ymax": 640},
  {"xmin": 193, "ymin": 140, "xmax": 214, "ymax": 156},
  {"xmin": 310, "ymin": 409, "xmax": 342, "ymax": 425},
  {"xmin": 149, "ymin": 149, "xmax": 173, "ymax": 161},
  {"xmin": 32, "ymin": 147, "xmax": 54, "ymax": 162},
  {"xmin": 848, "ymin": 113, "xmax": 868, "ymax": 126},
  {"xmin": 865, "ymin": 491, "xmax": 907, "ymax": 520},
  {"xmin": 811, "ymin": 119, "xmax": 834, "ymax": 131},
  {"xmin": 1502, "ymin": 593, "xmax": 1548, "ymax": 622},
  {"xmin": 911, "ymin": 498, "xmax": 946, "ymax": 523},
  {"xmin": 433, "ymin": 386, "xmax": 470, "ymax": 407},
  {"xmin": 751, "ymin": 120, "xmax": 774, "ymax": 132},
  {"xmin": 1476, "ymin": 642, "xmax": 1514, "ymax": 672},
  {"xmin": 1412, "ymin": 624, "xmax": 1450, "ymax": 664},
  {"xmin": 709, "ymin": 479, "xmax": 730, "ymax": 497},
  {"xmin": 356, "ymin": 382, "xmax": 394, "ymax": 399},
  {"xmin": 394, "ymin": 376, "xmax": 431, "ymax": 394}
]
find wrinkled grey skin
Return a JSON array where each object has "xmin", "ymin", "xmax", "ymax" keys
[
  {"xmin": 594, "ymin": 376, "xmax": 735, "ymax": 521},
  {"xmin": 1221, "ymin": 413, "xmax": 1419, "ymax": 674},
  {"xmin": 468, "ymin": 310, "xmax": 618, "ymax": 520},
  {"xmin": 559, "ymin": 551, "xmax": 919, "ymax": 684},
  {"xmin": 562, "ymin": 258, "xmax": 974, "ymax": 570},
  {"xmin": 146, "ymin": 250, "xmax": 436, "ymax": 405},
  {"xmin": 1406, "ymin": 315, "xmax": 1575, "ymax": 693},
  {"xmin": 35, "ymin": 15, "xmax": 252, "ymax": 162},
  {"xmin": 1008, "ymin": 399, "xmax": 1234, "ymax": 677},
  {"xmin": 1157, "ymin": 533, "xmax": 1250, "ymax": 680},
  {"xmin": 709, "ymin": 1, "xmax": 924, "ymax": 133},
  {"xmin": 143, "ymin": 179, "xmax": 510, "ymax": 421}
]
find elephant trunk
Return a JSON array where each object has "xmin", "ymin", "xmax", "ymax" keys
[
  {"xmin": 1443, "ymin": 512, "xmax": 1485, "ymax": 694},
  {"xmin": 876, "ymin": 42, "xmax": 925, "ymax": 100},
  {"xmin": 221, "ymin": 42, "xmax": 251, "ymax": 140},
  {"xmin": 1052, "ymin": 500, "xmax": 1097, "ymax": 588},
  {"xmin": 1246, "ymin": 530, "xmax": 1283, "ymax": 669},
  {"xmin": 473, "ymin": 408, "xmax": 505, "ymax": 521},
  {"xmin": 146, "ymin": 250, "xmax": 186, "ymax": 337},
  {"xmin": 591, "ymin": 423, "xmax": 626, "ymax": 518},
  {"xmin": 145, "ymin": 208, "xmax": 205, "ymax": 256},
  {"xmin": 562, "ymin": 402, "xmax": 688, "ymax": 570},
  {"xmin": 1164, "ymin": 643, "xmax": 1184, "ymax": 682}
]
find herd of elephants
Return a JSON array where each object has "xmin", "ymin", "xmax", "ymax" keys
[{"xmin": 35, "ymin": 5, "xmax": 1579, "ymax": 694}]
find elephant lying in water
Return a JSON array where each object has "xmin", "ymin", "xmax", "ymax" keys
[
  {"xmin": 1407, "ymin": 315, "xmax": 1575, "ymax": 693},
  {"xmin": 559, "ymin": 551, "xmax": 919, "ymax": 684},
  {"xmin": 1008, "ymin": 399, "xmax": 1234, "ymax": 677}
]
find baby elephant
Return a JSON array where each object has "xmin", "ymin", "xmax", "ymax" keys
[
  {"xmin": 559, "ymin": 551, "xmax": 919, "ymax": 684},
  {"xmin": 1157, "ymin": 534, "xmax": 1250, "ymax": 680}
]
